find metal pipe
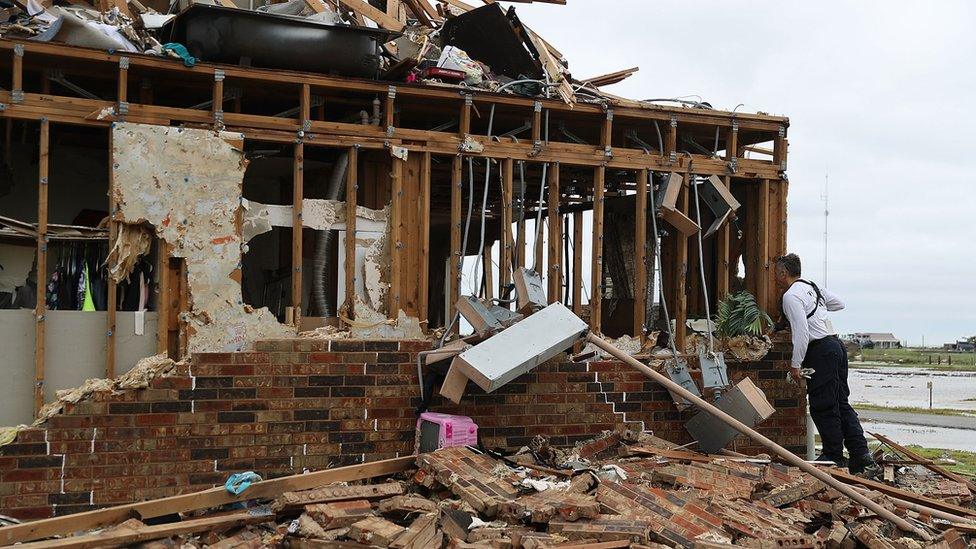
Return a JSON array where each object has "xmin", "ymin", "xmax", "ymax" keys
[{"xmin": 585, "ymin": 332, "xmax": 929, "ymax": 538}]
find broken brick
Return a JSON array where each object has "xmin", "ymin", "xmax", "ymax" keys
[
  {"xmin": 275, "ymin": 482, "xmax": 403, "ymax": 510},
  {"xmin": 305, "ymin": 499, "xmax": 373, "ymax": 529},
  {"xmin": 547, "ymin": 515, "xmax": 650, "ymax": 544},
  {"xmin": 498, "ymin": 489, "xmax": 600, "ymax": 523},
  {"xmin": 378, "ymin": 495, "xmax": 439, "ymax": 517},
  {"xmin": 348, "ymin": 516, "xmax": 407, "ymax": 547},
  {"xmin": 417, "ymin": 447, "xmax": 520, "ymax": 517},
  {"xmin": 390, "ymin": 512, "xmax": 439, "ymax": 549}
]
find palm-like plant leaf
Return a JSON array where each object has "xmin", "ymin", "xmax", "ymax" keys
[{"xmin": 714, "ymin": 291, "xmax": 772, "ymax": 338}]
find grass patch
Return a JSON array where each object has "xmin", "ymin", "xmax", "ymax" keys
[
  {"xmin": 900, "ymin": 446, "xmax": 976, "ymax": 477},
  {"xmin": 854, "ymin": 347, "xmax": 976, "ymax": 371},
  {"xmin": 853, "ymin": 403, "xmax": 975, "ymax": 417}
]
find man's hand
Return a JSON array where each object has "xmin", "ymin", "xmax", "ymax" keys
[{"xmin": 789, "ymin": 368, "xmax": 804, "ymax": 384}]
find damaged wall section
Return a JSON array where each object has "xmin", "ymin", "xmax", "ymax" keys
[{"xmin": 112, "ymin": 123, "xmax": 293, "ymax": 352}]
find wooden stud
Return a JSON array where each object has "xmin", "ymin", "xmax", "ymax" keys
[
  {"xmin": 12, "ymin": 44, "xmax": 23, "ymax": 102},
  {"xmin": 384, "ymin": 86, "xmax": 396, "ymax": 135},
  {"xmin": 773, "ymin": 126, "xmax": 787, "ymax": 171},
  {"xmin": 665, "ymin": 116, "xmax": 676, "ymax": 161},
  {"xmin": 106, "ymin": 131, "xmax": 117, "ymax": 379},
  {"xmin": 546, "ymin": 162, "xmax": 561, "ymax": 303},
  {"xmin": 572, "ymin": 211, "xmax": 582, "ymax": 316},
  {"xmin": 531, "ymin": 101, "xmax": 542, "ymax": 143},
  {"xmin": 716, "ymin": 177, "xmax": 732, "ymax": 301},
  {"xmin": 116, "ymin": 57, "xmax": 128, "ymax": 114},
  {"xmin": 156, "ymin": 242, "xmax": 169, "ymax": 355},
  {"xmin": 757, "ymin": 179, "xmax": 771, "ymax": 313},
  {"xmin": 634, "ymin": 169, "xmax": 648, "ymax": 339},
  {"xmin": 590, "ymin": 165, "xmax": 604, "ymax": 334},
  {"xmin": 458, "ymin": 94, "xmax": 471, "ymax": 137},
  {"xmin": 533, "ymin": 189, "xmax": 544, "ymax": 275},
  {"xmin": 482, "ymin": 244, "xmax": 494, "ymax": 301},
  {"xmin": 449, "ymin": 155, "xmax": 462, "ymax": 331},
  {"xmin": 726, "ymin": 121, "xmax": 738, "ymax": 169},
  {"xmin": 212, "ymin": 69, "xmax": 224, "ymax": 127},
  {"xmin": 419, "ymin": 151, "xmax": 431, "ymax": 328},
  {"xmin": 34, "ymin": 118, "xmax": 49, "ymax": 415},
  {"xmin": 389, "ymin": 157, "xmax": 403, "ymax": 319},
  {"xmin": 673, "ymin": 177, "xmax": 689, "ymax": 352},
  {"xmin": 344, "ymin": 145, "xmax": 359, "ymax": 322},
  {"xmin": 500, "ymin": 158, "xmax": 513, "ymax": 298},
  {"xmin": 291, "ymin": 143, "xmax": 304, "ymax": 325}
]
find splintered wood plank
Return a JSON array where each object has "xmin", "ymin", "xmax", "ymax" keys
[
  {"xmin": 634, "ymin": 169, "xmax": 647, "ymax": 339},
  {"xmin": 338, "ymin": 0, "xmax": 405, "ymax": 31},
  {"xmin": 590, "ymin": 166, "xmax": 604, "ymax": 333},
  {"xmin": 547, "ymin": 162, "xmax": 561, "ymax": 303},
  {"xmin": 0, "ymin": 457, "xmax": 414, "ymax": 545}
]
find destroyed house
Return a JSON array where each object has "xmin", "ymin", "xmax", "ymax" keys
[{"xmin": 0, "ymin": 1, "xmax": 798, "ymax": 519}]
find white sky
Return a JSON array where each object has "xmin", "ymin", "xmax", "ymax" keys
[{"xmin": 501, "ymin": 0, "xmax": 976, "ymax": 346}]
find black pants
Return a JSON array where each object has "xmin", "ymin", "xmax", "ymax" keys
[{"xmin": 805, "ymin": 336, "xmax": 869, "ymax": 459}]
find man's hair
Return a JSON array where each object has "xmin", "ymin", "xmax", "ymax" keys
[{"xmin": 775, "ymin": 253, "xmax": 802, "ymax": 277}]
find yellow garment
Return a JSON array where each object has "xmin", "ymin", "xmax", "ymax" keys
[{"xmin": 82, "ymin": 265, "xmax": 96, "ymax": 311}]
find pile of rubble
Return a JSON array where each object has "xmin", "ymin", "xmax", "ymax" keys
[
  {"xmin": 0, "ymin": 0, "xmax": 641, "ymax": 105},
  {"xmin": 4, "ymin": 431, "xmax": 973, "ymax": 548}
]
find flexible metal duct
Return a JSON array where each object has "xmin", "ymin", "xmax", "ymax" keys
[{"xmin": 310, "ymin": 151, "xmax": 349, "ymax": 317}]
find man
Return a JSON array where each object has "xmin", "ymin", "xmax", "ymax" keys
[{"xmin": 774, "ymin": 253, "xmax": 877, "ymax": 474}]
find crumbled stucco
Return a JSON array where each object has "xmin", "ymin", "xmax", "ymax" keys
[{"xmin": 112, "ymin": 123, "xmax": 292, "ymax": 352}]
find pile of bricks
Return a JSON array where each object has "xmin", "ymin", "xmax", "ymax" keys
[{"xmin": 5, "ymin": 433, "xmax": 971, "ymax": 548}]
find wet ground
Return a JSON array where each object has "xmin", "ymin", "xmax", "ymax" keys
[{"xmin": 849, "ymin": 365, "xmax": 976, "ymax": 410}]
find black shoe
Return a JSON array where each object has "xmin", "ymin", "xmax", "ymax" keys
[
  {"xmin": 814, "ymin": 454, "xmax": 849, "ymax": 468},
  {"xmin": 849, "ymin": 453, "xmax": 880, "ymax": 476}
]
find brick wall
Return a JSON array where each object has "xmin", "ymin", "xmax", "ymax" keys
[{"xmin": 0, "ymin": 339, "xmax": 804, "ymax": 520}]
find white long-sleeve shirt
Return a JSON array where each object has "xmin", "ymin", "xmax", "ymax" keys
[{"xmin": 782, "ymin": 280, "xmax": 845, "ymax": 369}]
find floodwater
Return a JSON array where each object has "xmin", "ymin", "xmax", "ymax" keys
[
  {"xmin": 862, "ymin": 420, "xmax": 975, "ymax": 452},
  {"xmin": 848, "ymin": 365, "xmax": 976, "ymax": 411}
]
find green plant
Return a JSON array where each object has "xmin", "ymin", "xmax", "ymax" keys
[{"xmin": 714, "ymin": 291, "xmax": 772, "ymax": 338}]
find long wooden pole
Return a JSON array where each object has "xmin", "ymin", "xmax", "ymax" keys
[
  {"xmin": 34, "ymin": 118, "xmax": 49, "ymax": 415},
  {"xmin": 587, "ymin": 333, "xmax": 926, "ymax": 537},
  {"xmin": 590, "ymin": 166, "xmax": 605, "ymax": 334}
]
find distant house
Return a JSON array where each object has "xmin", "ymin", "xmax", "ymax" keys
[
  {"xmin": 843, "ymin": 332, "xmax": 902, "ymax": 349},
  {"xmin": 944, "ymin": 340, "xmax": 976, "ymax": 352}
]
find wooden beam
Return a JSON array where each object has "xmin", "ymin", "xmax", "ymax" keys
[
  {"xmin": 11, "ymin": 43, "xmax": 23, "ymax": 102},
  {"xmin": 106, "ymin": 131, "xmax": 117, "ymax": 378},
  {"xmin": 757, "ymin": 179, "xmax": 770, "ymax": 313},
  {"xmin": 344, "ymin": 145, "xmax": 359, "ymax": 321},
  {"xmin": 830, "ymin": 469, "xmax": 976, "ymax": 519},
  {"xmin": 337, "ymin": 0, "xmax": 405, "ymax": 31},
  {"xmin": 0, "ymin": 457, "xmax": 415, "ymax": 545},
  {"xmin": 673, "ymin": 175, "xmax": 689, "ymax": 352},
  {"xmin": 500, "ymin": 157, "xmax": 513, "ymax": 298},
  {"xmin": 579, "ymin": 66, "xmax": 639, "ymax": 88},
  {"xmin": 773, "ymin": 125, "xmax": 787, "ymax": 170},
  {"xmin": 531, "ymin": 101, "xmax": 542, "ymax": 143},
  {"xmin": 482, "ymin": 244, "xmax": 493, "ymax": 301},
  {"xmin": 716, "ymin": 177, "xmax": 731, "ymax": 301},
  {"xmin": 449, "ymin": 155, "xmax": 462, "ymax": 331},
  {"xmin": 590, "ymin": 165, "xmax": 604, "ymax": 334},
  {"xmin": 634, "ymin": 168, "xmax": 647, "ymax": 339},
  {"xmin": 572, "ymin": 210, "xmax": 582, "ymax": 316},
  {"xmin": 33, "ymin": 118, "xmax": 48, "ymax": 415},
  {"xmin": 665, "ymin": 116, "xmax": 676, "ymax": 161},
  {"xmin": 156, "ymin": 242, "xmax": 169, "ymax": 355},
  {"xmin": 419, "ymin": 151, "xmax": 431, "ymax": 328},
  {"xmin": 546, "ymin": 162, "xmax": 561, "ymax": 303},
  {"xmin": 389, "ymin": 157, "xmax": 403, "ymax": 319},
  {"xmin": 726, "ymin": 121, "xmax": 738, "ymax": 171},
  {"xmin": 212, "ymin": 69, "xmax": 224, "ymax": 128},
  {"xmin": 291, "ymin": 151, "xmax": 304, "ymax": 321},
  {"xmin": 16, "ymin": 510, "xmax": 274, "ymax": 549},
  {"xmin": 871, "ymin": 432, "xmax": 976, "ymax": 492}
]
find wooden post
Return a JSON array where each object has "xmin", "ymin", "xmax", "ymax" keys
[
  {"xmin": 459, "ymin": 94, "xmax": 472, "ymax": 137},
  {"xmin": 11, "ymin": 44, "xmax": 23, "ymax": 103},
  {"xmin": 590, "ymin": 165, "xmax": 605, "ymax": 334},
  {"xmin": 515, "ymin": 162, "xmax": 526, "ymax": 272},
  {"xmin": 716, "ymin": 175, "xmax": 733, "ymax": 301},
  {"xmin": 531, "ymin": 100, "xmax": 542, "ymax": 144},
  {"xmin": 726, "ymin": 121, "xmax": 738, "ymax": 171},
  {"xmin": 482, "ymin": 245, "xmax": 494, "ymax": 301},
  {"xmin": 106, "ymin": 131, "xmax": 118, "ymax": 379},
  {"xmin": 34, "ymin": 119, "xmax": 49, "ymax": 415},
  {"xmin": 757, "ymin": 179, "xmax": 771, "ymax": 313},
  {"xmin": 291, "ymin": 84, "xmax": 310, "ymax": 325},
  {"xmin": 773, "ymin": 126, "xmax": 787, "ymax": 171},
  {"xmin": 674, "ymin": 178, "xmax": 689, "ymax": 352},
  {"xmin": 212, "ymin": 69, "xmax": 225, "ymax": 128},
  {"xmin": 419, "ymin": 151, "xmax": 431, "ymax": 328},
  {"xmin": 343, "ymin": 145, "xmax": 359, "ymax": 321},
  {"xmin": 572, "ymin": 211, "xmax": 583, "ymax": 317},
  {"xmin": 384, "ymin": 86, "xmax": 396, "ymax": 135},
  {"xmin": 156, "ymin": 242, "xmax": 169, "ymax": 355},
  {"xmin": 634, "ymin": 169, "xmax": 648, "ymax": 339},
  {"xmin": 665, "ymin": 115, "xmax": 677, "ymax": 161},
  {"xmin": 500, "ymin": 158, "xmax": 513, "ymax": 298},
  {"xmin": 449, "ymin": 155, "xmax": 462, "ymax": 332},
  {"xmin": 547, "ymin": 162, "xmax": 561, "ymax": 303},
  {"xmin": 389, "ymin": 157, "xmax": 403, "ymax": 319}
]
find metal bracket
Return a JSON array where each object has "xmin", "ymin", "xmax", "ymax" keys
[
  {"xmin": 778, "ymin": 126, "xmax": 786, "ymax": 137},
  {"xmin": 117, "ymin": 101, "xmax": 129, "ymax": 115},
  {"xmin": 0, "ymin": 103, "xmax": 6, "ymax": 112},
  {"xmin": 11, "ymin": 90, "xmax": 23, "ymax": 104},
  {"xmin": 214, "ymin": 69, "xmax": 225, "ymax": 82},
  {"xmin": 728, "ymin": 156, "xmax": 738, "ymax": 174},
  {"xmin": 386, "ymin": 125, "xmax": 395, "ymax": 138},
  {"xmin": 387, "ymin": 85, "xmax": 397, "ymax": 100},
  {"xmin": 119, "ymin": 56, "xmax": 130, "ymax": 70},
  {"xmin": 302, "ymin": 119, "xmax": 312, "ymax": 132},
  {"xmin": 464, "ymin": 93, "xmax": 473, "ymax": 106},
  {"xmin": 14, "ymin": 44, "xmax": 24, "ymax": 57},
  {"xmin": 731, "ymin": 121, "xmax": 738, "ymax": 133},
  {"xmin": 669, "ymin": 114, "xmax": 677, "ymax": 128},
  {"xmin": 603, "ymin": 145, "xmax": 613, "ymax": 158},
  {"xmin": 214, "ymin": 110, "xmax": 224, "ymax": 125},
  {"xmin": 668, "ymin": 151, "xmax": 677, "ymax": 164},
  {"xmin": 40, "ymin": 176, "xmax": 48, "ymax": 185},
  {"xmin": 606, "ymin": 110, "xmax": 614, "ymax": 122},
  {"xmin": 533, "ymin": 100, "xmax": 542, "ymax": 113}
]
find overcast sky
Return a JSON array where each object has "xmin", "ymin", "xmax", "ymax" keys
[{"xmin": 508, "ymin": 1, "xmax": 976, "ymax": 346}]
